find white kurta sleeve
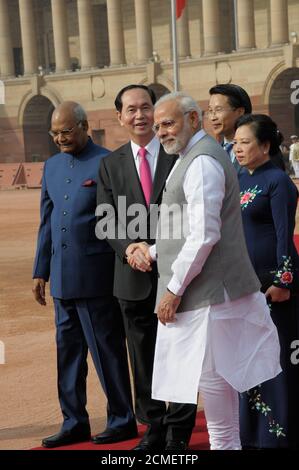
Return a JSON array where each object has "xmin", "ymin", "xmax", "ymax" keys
[{"xmin": 167, "ymin": 155, "xmax": 225, "ymax": 296}]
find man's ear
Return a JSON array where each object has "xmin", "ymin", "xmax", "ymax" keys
[
  {"xmin": 236, "ymin": 107, "xmax": 246, "ymax": 118},
  {"xmin": 82, "ymin": 120, "xmax": 89, "ymax": 131},
  {"xmin": 190, "ymin": 110, "xmax": 200, "ymax": 129},
  {"xmin": 117, "ymin": 111, "xmax": 123, "ymax": 126}
]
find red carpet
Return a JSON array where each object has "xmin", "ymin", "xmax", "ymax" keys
[{"xmin": 33, "ymin": 410, "xmax": 209, "ymax": 450}]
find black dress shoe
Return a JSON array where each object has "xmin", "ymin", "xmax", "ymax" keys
[
  {"xmin": 91, "ymin": 426, "xmax": 138, "ymax": 445},
  {"xmin": 165, "ymin": 440, "xmax": 188, "ymax": 451},
  {"xmin": 42, "ymin": 427, "xmax": 91, "ymax": 448},
  {"xmin": 132, "ymin": 439, "xmax": 165, "ymax": 451}
]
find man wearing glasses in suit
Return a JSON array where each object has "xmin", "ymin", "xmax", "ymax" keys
[{"xmin": 33, "ymin": 101, "xmax": 136, "ymax": 448}]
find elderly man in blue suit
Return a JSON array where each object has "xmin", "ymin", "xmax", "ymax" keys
[{"xmin": 32, "ymin": 101, "xmax": 137, "ymax": 448}]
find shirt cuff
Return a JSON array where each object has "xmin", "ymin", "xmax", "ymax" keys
[
  {"xmin": 167, "ymin": 277, "xmax": 185, "ymax": 296},
  {"xmin": 149, "ymin": 244, "xmax": 157, "ymax": 261}
]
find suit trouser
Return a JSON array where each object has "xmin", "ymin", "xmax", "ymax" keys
[
  {"xmin": 53, "ymin": 296, "xmax": 135, "ymax": 432},
  {"xmin": 118, "ymin": 288, "xmax": 197, "ymax": 443}
]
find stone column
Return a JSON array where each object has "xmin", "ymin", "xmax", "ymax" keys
[
  {"xmin": 237, "ymin": 0, "xmax": 255, "ymax": 50},
  {"xmin": 107, "ymin": 0, "xmax": 126, "ymax": 65},
  {"xmin": 202, "ymin": 0, "xmax": 221, "ymax": 55},
  {"xmin": 0, "ymin": 0, "xmax": 14, "ymax": 76},
  {"xmin": 134, "ymin": 0, "xmax": 153, "ymax": 63},
  {"xmin": 177, "ymin": 4, "xmax": 191, "ymax": 58},
  {"xmin": 270, "ymin": 0, "xmax": 289, "ymax": 45},
  {"xmin": 51, "ymin": 0, "xmax": 70, "ymax": 72},
  {"xmin": 77, "ymin": 0, "xmax": 97, "ymax": 69},
  {"xmin": 19, "ymin": 0, "xmax": 38, "ymax": 75}
]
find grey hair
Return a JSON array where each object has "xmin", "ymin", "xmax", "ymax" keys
[
  {"xmin": 155, "ymin": 91, "xmax": 202, "ymax": 122},
  {"xmin": 73, "ymin": 104, "xmax": 87, "ymax": 122}
]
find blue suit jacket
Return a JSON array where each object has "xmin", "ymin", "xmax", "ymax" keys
[{"xmin": 33, "ymin": 139, "xmax": 114, "ymax": 299}]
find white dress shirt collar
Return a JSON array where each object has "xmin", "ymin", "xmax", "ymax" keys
[
  {"xmin": 223, "ymin": 137, "xmax": 236, "ymax": 163},
  {"xmin": 131, "ymin": 135, "xmax": 160, "ymax": 162},
  {"xmin": 131, "ymin": 135, "xmax": 160, "ymax": 179}
]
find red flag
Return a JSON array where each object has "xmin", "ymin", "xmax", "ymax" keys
[{"xmin": 176, "ymin": 0, "xmax": 186, "ymax": 19}]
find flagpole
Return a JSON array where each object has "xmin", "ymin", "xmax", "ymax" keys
[
  {"xmin": 233, "ymin": 0, "xmax": 239, "ymax": 50},
  {"xmin": 171, "ymin": 0, "xmax": 179, "ymax": 92}
]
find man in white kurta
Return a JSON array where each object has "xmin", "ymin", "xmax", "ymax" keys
[{"xmin": 128, "ymin": 92, "xmax": 281, "ymax": 450}]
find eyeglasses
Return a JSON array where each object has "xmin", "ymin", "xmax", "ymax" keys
[
  {"xmin": 49, "ymin": 121, "xmax": 82, "ymax": 138},
  {"xmin": 206, "ymin": 107, "xmax": 235, "ymax": 118},
  {"xmin": 152, "ymin": 111, "xmax": 190, "ymax": 133}
]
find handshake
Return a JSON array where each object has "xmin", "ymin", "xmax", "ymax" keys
[
  {"xmin": 125, "ymin": 242, "xmax": 153, "ymax": 272},
  {"xmin": 125, "ymin": 242, "xmax": 181, "ymax": 324}
]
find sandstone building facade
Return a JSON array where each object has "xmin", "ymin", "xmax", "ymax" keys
[{"xmin": 0, "ymin": 0, "xmax": 298, "ymax": 163}]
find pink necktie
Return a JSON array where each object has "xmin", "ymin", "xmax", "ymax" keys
[{"xmin": 138, "ymin": 147, "xmax": 152, "ymax": 206}]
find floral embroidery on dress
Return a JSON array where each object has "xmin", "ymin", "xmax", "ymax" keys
[
  {"xmin": 274, "ymin": 256, "xmax": 293, "ymax": 287},
  {"xmin": 241, "ymin": 386, "xmax": 286, "ymax": 438},
  {"xmin": 240, "ymin": 185, "xmax": 262, "ymax": 210}
]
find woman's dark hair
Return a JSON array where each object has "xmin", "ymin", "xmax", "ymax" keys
[
  {"xmin": 235, "ymin": 114, "xmax": 283, "ymax": 156},
  {"xmin": 114, "ymin": 85, "xmax": 156, "ymax": 112}
]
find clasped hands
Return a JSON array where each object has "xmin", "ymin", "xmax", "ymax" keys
[
  {"xmin": 125, "ymin": 242, "xmax": 181, "ymax": 324},
  {"xmin": 125, "ymin": 242, "xmax": 153, "ymax": 272}
]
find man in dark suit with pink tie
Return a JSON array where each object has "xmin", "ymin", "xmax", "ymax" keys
[{"xmin": 96, "ymin": 85, "xmax": 197, "ymax": 451}]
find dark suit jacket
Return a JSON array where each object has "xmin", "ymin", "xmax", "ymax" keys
[
  {"xmin": 97, "ymin": 142, "xmax": 176, "ymax": 301},
  {"xmin": 33, "ymin": 139, "xmax": 114, "ymax": 299}
]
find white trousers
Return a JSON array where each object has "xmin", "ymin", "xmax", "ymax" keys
[
  {"xmin": 198, "ymin": 315, "xmax": 241, "ymax": 451},
  {"xmin": 199, "ymin": 367, "xmax": 241, "ymax": 450}
]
